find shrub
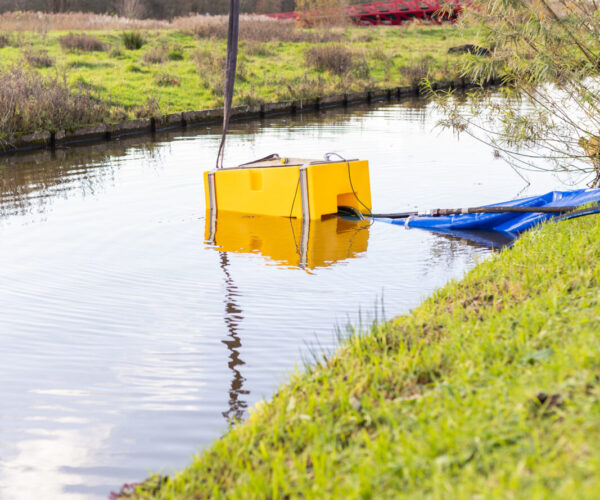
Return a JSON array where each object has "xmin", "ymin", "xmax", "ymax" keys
[
  {"xmin": 0, "ymin": 67, "xmax": 110, "ymax": 140},
  {"xmin": 121, "ymin": 31, "xmax": 145, "ymax": 50},
  {"xmin": 23, "ymin": 48, "xmax": 54, "ymax": 68},
  {"xmin": 305, "ymin": 44, "xmax": 356, "ymax": 76},
  {"xmin": 0, "ymin": 32, "xmax": 10, "ymax": 48},
  {"xmin": 58, "ymin": 33, "xmax": 106, "ymax": 52},
  {"xmin": 109, "ymin": 46, "xmax": 123, "ymax": 57},
  {"xmin": 142, "ymin": 46, "xmax": 166, "ymax": 64}
]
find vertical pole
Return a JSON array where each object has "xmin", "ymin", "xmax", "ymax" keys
[
  {"xmin": 207, "ymin": 171, "xmax": 217, "ymax": 243},
  {"xmin": 216, "ymin": 0, "xmax": 240, "ymax": 169}
]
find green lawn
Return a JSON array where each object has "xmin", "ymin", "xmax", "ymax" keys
[
  {"xmin": 0, "ymin": 24, "xmax": 478, "ymax": 120},
  {"xmin": 131, "ymin": 213, "xmax": 600, "ymax": 499}
]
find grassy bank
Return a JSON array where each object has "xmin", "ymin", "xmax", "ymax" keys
[
  {"xmin": 129, "ymin": 214, "xmax": 600, "ymax": 499},
  {"xmin": 0, "ymin": 14, "xmax": 480, "ymax": 140}
]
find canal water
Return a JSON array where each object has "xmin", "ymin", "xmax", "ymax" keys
[{"xmin": 0, "ymin": 97, "xmax": 584, "ymax": 499}]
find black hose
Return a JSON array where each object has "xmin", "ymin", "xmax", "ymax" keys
[{"xmin": 368, "ymin": 205, "xmax": 585, "ymax": 219}]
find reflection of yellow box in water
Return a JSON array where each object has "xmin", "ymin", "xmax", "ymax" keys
[
  {"xmin": 204, "ymin": 155, "xmax": 371, "ymax": 220},
  {"xmin": 205, "ymin": 212, "xmax": 370, "ymax": 269}
]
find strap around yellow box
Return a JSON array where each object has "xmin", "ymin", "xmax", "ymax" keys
[{"xmin": 204, "ymin": 156, "xmax": 371, "ymax": 220}]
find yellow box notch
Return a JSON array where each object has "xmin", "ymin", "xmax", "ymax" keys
[{"xmin": 204, "ymin": 155, "xmax": 371, "ymax": 220}]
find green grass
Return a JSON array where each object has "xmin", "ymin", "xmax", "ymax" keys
[
  {"xmin": 132, "ymin": 214, "xmax": 600, "ymax": 499},
  {"xmin": 0, "ymin": 24, "xmax": 478, "ymax": 124}
]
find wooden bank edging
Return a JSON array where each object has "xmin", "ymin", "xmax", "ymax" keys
[{"xmin": 1, "ymin": 78, "xmax": 499, "ymax": 154}]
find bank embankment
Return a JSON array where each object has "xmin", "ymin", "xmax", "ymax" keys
[
  {"xmin": 130, "ymin": 214, "xmax": 600, "ymax": 499},
  {"xmin": 0, "ymin": 20, "xmax": 489, "ymax": 152}
]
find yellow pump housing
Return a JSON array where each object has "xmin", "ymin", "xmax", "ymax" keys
[{"xmin": 204, "ymin": 155, "xmax": 371, "ymax": 220}]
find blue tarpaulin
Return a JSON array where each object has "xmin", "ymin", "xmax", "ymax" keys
[{"xmin": 381, "ymin": 189, "xmax": 600, "ymax": 247}]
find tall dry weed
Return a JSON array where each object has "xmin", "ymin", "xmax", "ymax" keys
[
  {"xmin": 59, "ymin": 32, "xmax": 106, "ymax": 51},
  {"xmin": 0, "ymin": 67, "xmax": 110, "ymax": 140}
]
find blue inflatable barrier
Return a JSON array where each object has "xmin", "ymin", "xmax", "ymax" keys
[{"xmin": 381, "ymin": 189, "xmax": 600, "ymax": 247}]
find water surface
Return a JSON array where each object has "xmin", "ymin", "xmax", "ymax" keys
[{"xmin": 0, "ymin": 98, "xmax": 583, "ymax": 499}]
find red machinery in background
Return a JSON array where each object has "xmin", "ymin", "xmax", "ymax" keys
[{"xmin": 266, "ymin": 0, "xmax": 465, "ymax": 25}]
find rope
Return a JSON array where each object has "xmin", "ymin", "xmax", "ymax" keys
[{"xmin": 216, "ymin": 0, "xmax": 240, "ymax": 169}]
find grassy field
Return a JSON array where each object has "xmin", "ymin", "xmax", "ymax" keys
[
  {"xmin": 127, "ymin": 213, "xmax": 600, "ymax": 499},
  {"xmin": 0, "ymin": 16, "xmax": 480, "ymax": 139}
]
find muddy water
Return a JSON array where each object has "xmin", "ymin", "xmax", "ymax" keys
[{"xmin": 0, "ymin": 98, "xmax": 582, "ymax": 499}]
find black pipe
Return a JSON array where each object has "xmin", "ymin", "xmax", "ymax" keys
[{"xmin": 367, "ymin": 205, "xmax": 586, "ymax": 219}]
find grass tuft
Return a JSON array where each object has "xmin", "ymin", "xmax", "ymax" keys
[
  {"xmin": 168, "ymin": 45, "xmax": 184, "ymax": 61},
  {"xmin": 121, "ymin": 31, "xmax": 145, "ymax": 50},
  {"xmin": 154, "ymin": 72, "xmax": 179, "ymax": 87}
]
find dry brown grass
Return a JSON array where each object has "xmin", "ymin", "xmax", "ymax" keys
[
  {"xmin": 0, "ymin": 11, "xmax": 169, "ymax": 31},
  {"xmin": 0, "ymin": 67, "xmax": 110, "ymax": 140},
  {"xmin": 0, "ymin": 12, "xmax": 345, "ymax": 45},
  {"xmin": 58, "ymin": 32, "xmax": 106, "ymax": 51},
  {"xmin": 175, "ymin": 14, "xmax": 343, "ymax": 43}
]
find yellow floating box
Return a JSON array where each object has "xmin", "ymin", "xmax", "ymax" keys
[
  {"xmin": 204, "ymin": 155, "xmax": 371, "ymax": 219},
  {"xmin": 205, "ymin": 213, "xmax": 370, "ymax": 269}
]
